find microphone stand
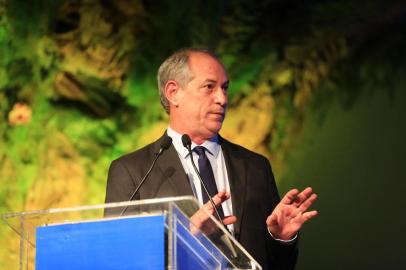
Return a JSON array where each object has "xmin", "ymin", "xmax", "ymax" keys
[{"xmin": 119, "ymin": 137, "xmax": 172, "ymax": 216}]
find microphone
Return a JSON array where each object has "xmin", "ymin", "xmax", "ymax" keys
[
  {"xmin": 120, "ymin": 135, "xmax": 172, "ymax": 216},
  {"xmin": 181, "ymin": 134, "xmax": 226, "ymax": 228}
]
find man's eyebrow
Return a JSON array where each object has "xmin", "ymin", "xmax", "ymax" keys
[
  {"xmin": 200, "ymin": 79, "xmax": 230, "ymax": 87},
  {"xmin": 202, "ymin": 79, "xmax": 216, "ymax": 83}
]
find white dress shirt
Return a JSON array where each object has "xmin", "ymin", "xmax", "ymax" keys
[{"xmin": 167, "ymin": 126, "xmax": 234, "ymax": 233}]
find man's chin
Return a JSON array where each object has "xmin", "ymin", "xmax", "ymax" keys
[{"xmin": 206, "ymin": 122, "xmax": 223, "ymax": 135}]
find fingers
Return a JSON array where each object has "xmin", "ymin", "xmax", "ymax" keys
[
  {"xmin": 202, "ymin": 192, "xmax": 236, "ymax": 225},
  {"xmin": 292, "ymin": 187, "xmax": 313, "ymax": 206},
  {"xmin": 302, "ymin": 210, "xmax": 318, "ymax": 222},
  {"xmin": 283, "ymin": 187, "xmax": 317, "ymax": 209},
  {"xmin": 222, "ymin": 215, "xmax": 237, "ymax": 226},
  {"xmin": 298, "ymin": 193, "xmax": 317, "ymax": 212},
  {"xmin": 203, "ymin": 191, "xmax": 230, "ymax": 211},
  {"xmin": 281, "ymin": 189, "xmax": 300, "ymax": 204},
  {"xmin": 213, "ymin": 190, "xmax": 230, "ymax": 204}
]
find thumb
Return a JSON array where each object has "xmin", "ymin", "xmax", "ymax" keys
[{"xmin": 266, "ymin": 212, "xmax": 278, "ymax": 227}]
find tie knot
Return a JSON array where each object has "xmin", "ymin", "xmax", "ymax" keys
[{"xmin": 193, "ymin": 146, "xmax": 206, "ymax": 156}]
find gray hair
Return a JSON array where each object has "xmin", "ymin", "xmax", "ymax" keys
[{"xmin": 157, "ymin": 48, "xmax": 221, "ymax": 114}]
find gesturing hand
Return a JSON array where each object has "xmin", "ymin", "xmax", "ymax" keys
[
  {"xmin": 266, "ymin": 187, "xmax": 318, "ymax": 240},
  {"xmin": 190, "ymin": 191, "xmax": 237, "ymax": 235}
]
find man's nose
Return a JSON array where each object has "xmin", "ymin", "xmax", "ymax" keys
[{"xmin": 214, "ymin": 88, "xmax": 227, "ymax": 106}]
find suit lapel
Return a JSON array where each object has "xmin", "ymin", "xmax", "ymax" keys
[
  {"xmin": 220, "ymin": 138, "xmax": 247, "ymax": 239},
  {"xmin": 154, "ymin": 136, "xmax": 194, "ymax": 197}
]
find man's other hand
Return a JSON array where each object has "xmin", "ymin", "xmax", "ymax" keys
[{"xmin": 266, "ymin": 187, "xmax": 318, "ymax": 240}]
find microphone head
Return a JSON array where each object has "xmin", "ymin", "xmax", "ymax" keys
[
  {"xmin": 160, "ymin": 136, "xmax": 172, "ymax": 150},
  {"xmin": 181, "ymin": 134, "xmax": 192, "ymax": 148}
]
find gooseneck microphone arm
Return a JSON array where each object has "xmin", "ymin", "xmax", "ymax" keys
[
  {"xmin": 181, "ymin": 134, "xmax": 227, "ymax": 228},
  {"xmin": 119, "ymin": 136, "xmax": 172, "ymax": 216}
]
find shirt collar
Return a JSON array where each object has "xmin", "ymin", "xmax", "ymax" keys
[{"xmin": 167, "ymin": 126, "xmax": 221, "ymax": 159}]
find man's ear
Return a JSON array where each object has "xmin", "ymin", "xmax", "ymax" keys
[{"xmin": 164, "ymin": 80, "xmax": 181, "ymax": 107}]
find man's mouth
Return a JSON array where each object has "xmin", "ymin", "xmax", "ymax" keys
[{"xmin": 209, "ymin": 112, "xmax": 225, "ymax": 120}]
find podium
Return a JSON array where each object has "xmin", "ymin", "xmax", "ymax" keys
[{"xmin": 2, "ymin": 196, "xmax": 261, "ymax": 269}]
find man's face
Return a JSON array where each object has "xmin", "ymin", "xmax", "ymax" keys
[{"xmin": 175, "ymin": 53, "xmax": 229, "ymax": 141}]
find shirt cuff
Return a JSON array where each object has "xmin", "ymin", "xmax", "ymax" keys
[{"xmin": 267, "ymin": 227, "xmax": 298, "ymax": 245}]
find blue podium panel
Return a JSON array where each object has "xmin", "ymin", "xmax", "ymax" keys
[
  {"xmin": 36, "ymin": 215, "xmax": 165, "ymax": 270},
  {"xmin": 175, "ymin": 221, "xmax": 221, "ymax": 270}
]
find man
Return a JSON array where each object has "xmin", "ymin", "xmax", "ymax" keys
[{"xmin": 105, "ymin": 48, "xmax": 318, "ymax": 269}]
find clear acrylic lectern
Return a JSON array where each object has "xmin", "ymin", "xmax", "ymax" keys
[{"xmin": 2, "ymin": 196, "xmax": 261, "ymax": 269}]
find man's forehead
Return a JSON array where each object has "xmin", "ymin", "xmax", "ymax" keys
[
  {"xmin": 188, "ymin": 52, "xmax": 228, "ymax": 79},
  {"xmin": 189, "ymin": 52, "xmax": 224, "ymax": 68}
]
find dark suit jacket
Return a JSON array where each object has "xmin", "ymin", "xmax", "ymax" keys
[{"xmin": 105, "ymin": 134, "xmax": 298, "ymax": 270}]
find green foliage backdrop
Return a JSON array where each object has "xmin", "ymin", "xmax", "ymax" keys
[{"xmin": 1, "ymin": 0, "xmax": 405, "ymax": 269}]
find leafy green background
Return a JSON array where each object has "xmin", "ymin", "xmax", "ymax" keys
[{"xmin": 1, "ymin": 0, "xmax": 405, "ymax": 269}]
